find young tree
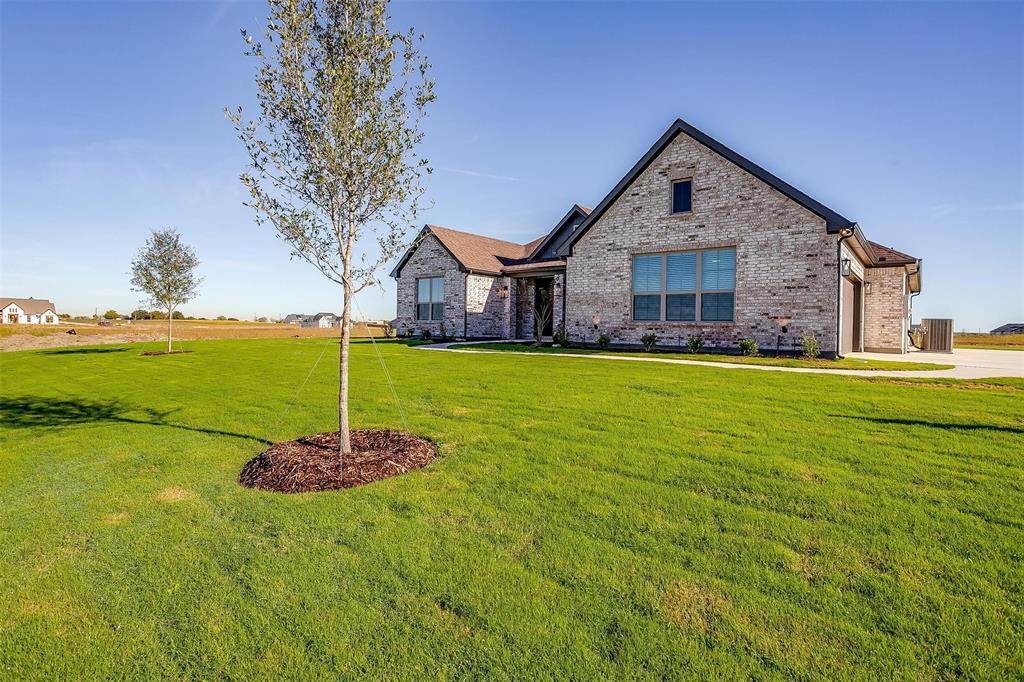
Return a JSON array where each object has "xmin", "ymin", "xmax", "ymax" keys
[
  {"xmin": 129, "ymin": 228, "xmax": 201, "ymax": 353},
  {"xmin": 228, "ymin": 0, "xmax": 435, "ymax": 457},
  {"xmin": 103, "ymin": 309, "xmax": 120, "ymax": 320}
]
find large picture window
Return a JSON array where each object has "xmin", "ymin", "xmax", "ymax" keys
[
  {"xmin": 416, "ymin": 276, "xmax": 445, "ymax": 321},
  {"xmin": 631, "ymin": 247, "xmax": 735, "ymax": 322}
]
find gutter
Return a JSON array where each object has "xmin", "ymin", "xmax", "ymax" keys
[{"xmin": 835, "ymin": 226, "xmax": 856, "ymax": 358}]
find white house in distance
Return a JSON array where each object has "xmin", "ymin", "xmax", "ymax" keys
[
  {"xmin": 1, "ymin": 297, "xmax": 59, "ymax": 325},
  {"xmin": 300, "ymin": 312, "xmax": 340, "ymax": 328}
]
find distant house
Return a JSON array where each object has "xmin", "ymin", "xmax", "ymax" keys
[
  {"xmin": 990, "ymin": 323, "xmax": 1024, "ymax": 335},
  {"xmin": 283, "ymin": 314, "xmax": 306, "ymax": 324},
  {"xmin": 1, "ymin": 297, "xmax": 59, "ymax": 325},
  {"xmin": 301, "ymin": 312, "xmax": 339, "ymax": 328}
]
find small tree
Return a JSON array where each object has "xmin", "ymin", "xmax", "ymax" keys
[
  {"xmin": 129, "ymin": 228, "xmax": 201, "ymax": 353},
  {"xmin": 131, "ymin": 308, "xmax": 150, "ymax": 320},
  {"xmin": 228, "ymin": 0, "xmax": 435, "ymax": 457},
  {"xmin": 103, "ymin": 309, "xmax": 120, "ymax": 320}
]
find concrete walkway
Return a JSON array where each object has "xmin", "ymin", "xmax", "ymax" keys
[{"xmin": 416, "ymin": 342, "xmax": 1024, "ymax": 379}]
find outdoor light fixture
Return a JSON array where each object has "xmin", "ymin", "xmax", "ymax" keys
[
  {"xmin": 498, "ymin": 285, "xmax": 509, "ymax": 298},
  {"xmin": 841, "ymin": 257, "xmax": 852, "ymax": 277},
  {"xmin": 864, "ymin": 282, "xmax": 872, "ymax": 294},
  {"xmin": 775, "ymin": 316, "xmax": 792, "ymax": 355}
]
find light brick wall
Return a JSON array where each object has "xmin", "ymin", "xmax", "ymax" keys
[
  {"xmin": 566, "ymin": 132, "xmax": 840, "ymax": 353},
  {"xmin": 864, "ymin": 266, "xmax": 908, "ymax": 352},
  {"xmin": 394, "ymin": 234, "xmax": 465, "ymax": 337},
  {"xmin": 466, "ymin": 273, "xmax": 511, "ymax": 338}
]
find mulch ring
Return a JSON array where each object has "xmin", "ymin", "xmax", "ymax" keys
[{"xmin": 238, "ymin": 429, "xmax": 436, "ymax": 494}]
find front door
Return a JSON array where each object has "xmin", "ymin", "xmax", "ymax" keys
[
  {"xmin": 841, "ymin": 277, "xmax": 862, "ymax": 354},
  {"xmin": 534, "ymin": 278, "xmax": 554, "ymax": 337}
]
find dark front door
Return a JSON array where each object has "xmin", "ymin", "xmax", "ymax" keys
[{"xmin": 534, "ymin": 277, "xmax": 554, "ymax": 337}]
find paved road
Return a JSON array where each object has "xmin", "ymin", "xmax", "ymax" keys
[{"xmin": 418, "ymin": 343, "xmax": 1024, "ymax": 379}]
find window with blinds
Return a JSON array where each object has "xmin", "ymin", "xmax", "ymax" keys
[
  {"xmin": 631, "ymin": 247, "xmax": 735, "ymax": 322},
  {"xmin": 416, "ymin": 276, "xmax": 445, "ymax": 320}
]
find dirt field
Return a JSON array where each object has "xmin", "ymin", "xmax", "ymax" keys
[
  {"xmin": 0, "ymin": 320, "xmax": 382, "ymax": 352},
  {"xmin": 954, "ymin": 333, "xmax": 1024, "ymax": 350}
]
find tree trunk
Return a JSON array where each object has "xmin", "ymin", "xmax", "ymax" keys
[
  {"xmin": 167, "ymin": 307, "xmax": 173, "ymax": 353},
  {"xmin": 339, "ymin": 278, "xmax": 352, "ymax": 458}
]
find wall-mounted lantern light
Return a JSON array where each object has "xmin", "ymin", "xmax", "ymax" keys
[
  {"xmin": 864, "ymin": 282, "xmax": 872, "ymax": 294},
  {"xmin": 498, "ymin": 285, "xmax": 509, "ymax": 299},
  {"xmin": 841, "ymin": 258, "xmax": 853, "ymax": 278}
]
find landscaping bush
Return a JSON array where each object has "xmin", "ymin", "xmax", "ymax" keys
[
  {"xmin": 685, "ymin": 335, "xmax": 704, "ymax": 354},
  {"xmin": 597, "ymin": 331, "xmax": 610, "ymax": 350},
  {"xmin": 383, "ymin": 322, "xmax": 396, "ymax": 338},
  {"xmin": 640, "ymin": 331, "xmax": 658, "ymax": 352},
  {"xmin": 552, "ymin": 325, "xmax": 570, "ymax": 347},
  {"xmin": 738, "ymin": 338, "xmax": 759, "ymax": 356},
  {"xmin": 420, "ymin": 328, "xmax": 432, "ymax": 341},
  {"xmin": 439, "ymin": 319, "xmax": 449, "ymax": 339},
  {"xmin": 800, "ymin": 333, "xmax": 821, "ymax": 359}
]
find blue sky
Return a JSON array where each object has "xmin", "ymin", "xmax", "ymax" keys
[{"xmin": 2, "ymin": 1, "xmax": 1021, "ymax": 330}]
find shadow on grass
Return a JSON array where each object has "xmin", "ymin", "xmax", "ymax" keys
[
  {"xmin": 0, "ymin": 395, "xmax": 273, "ymax": 445},
  {"xmin": 41, "ymin": 347, "xmax": 130, "ymax": 355},
  {"xmin": 831, "ymin": 413, "xmax": 1024, "ymax": 435}
]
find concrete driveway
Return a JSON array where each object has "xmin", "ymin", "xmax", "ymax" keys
[{"xmin": 844, "ymin": 348, "xmax": 1023, "ymax": 379}]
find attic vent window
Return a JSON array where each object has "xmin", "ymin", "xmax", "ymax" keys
[{"xmin": 671, "ymin": 179, "xmax": 692, "ymax": 214}]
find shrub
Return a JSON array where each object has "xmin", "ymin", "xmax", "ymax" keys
[
  {"xmin": 403, "ymin": 328, "xmax": 414, "ymax": 338},
  {"xmin": 383, "ymin": 322, "xmax": 396, "ymax": 338},
  {"xmin": 640, "ymin": 331, "xmax": 658, "ymax": 352},
  {"xmin": 738, "ymin": 338, "xmax": 759, "ymax": 356},
  {"xmin": 420, "ymin": 328, "xmax": 432, "ymax": 341},
  {"xmin": 597, "ymin": 331, "xmax": 610, "ymax": 350},
  {"xmin": 800, "ymin": 333, "xmax": 821, "ymax": 359},
  {"xmin": 685, "ymin": 335, "xmax": 703, "ymax": 354},
  {"xmin": 552, "ymin": 325, "xmax": 570, "ymax": 347},
  {"xmin": 438, "ymin": 319, "xmax": 449, "ymax": 339}
]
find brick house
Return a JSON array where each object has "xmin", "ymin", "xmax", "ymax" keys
[{"xmin": 391, "ymin": 119, "xmax": 921, "ymax": 356}]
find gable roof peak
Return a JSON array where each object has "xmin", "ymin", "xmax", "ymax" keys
[{"xmin": 559, "ymin": 117, "xmax": 857, "ymax": 257}]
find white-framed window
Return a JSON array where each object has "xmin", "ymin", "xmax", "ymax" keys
[
  {"xmin": 632, "ymin": 247, "xmax": 735, "ymax": 322},
  {"xmin": 46, "ymin": 315, "xmax": 55, "ymax": 323},
  {"xmin": 416, "ymin": 276, "xmax": 445, "ymax": 321}
]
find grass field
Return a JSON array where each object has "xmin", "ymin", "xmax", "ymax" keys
[
  {"xmin": 1, "ymin": 339, "xmax": 1021, "ymax": 678},
  {"xmin": 955, "ymin": 333, "xmax": 1024, "ymax": 351},
  {"xmin": 458, "ymin": 342, "xmax": 955, "ymax": 371}
]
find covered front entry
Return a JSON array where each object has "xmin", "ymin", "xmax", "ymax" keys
[
  {"xmin": 512, "ymin": 272, "xmax": 564, "ymax": 340},
  {"xmin": 840, "ymin": 276, "xmax": 863, "ymax": 355}
]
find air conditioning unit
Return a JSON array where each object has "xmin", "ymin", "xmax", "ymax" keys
[{"xmin": 921, "ymin": 319, "xmax": 954, "ymax": 353}]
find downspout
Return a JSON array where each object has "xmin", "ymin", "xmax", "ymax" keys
[
  {"xmin": 463, "ymin": 271, "xmax": 469, "ymax": 340},
  {"xmin": 907, "ymin": 290, "xmax": 922, "ymax": 350},
  {"xmin": 836, "ymin": 227, "xmax": 855, "ymax": 359}
]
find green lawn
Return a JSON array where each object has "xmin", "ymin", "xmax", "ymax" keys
[
  {"xmin": 1, "ymin": 339, "xmax": 1021, "ymax": 679},
  {"xmin": 458, "ymin": 342, "xmax": 955, "ymax": 371}
]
